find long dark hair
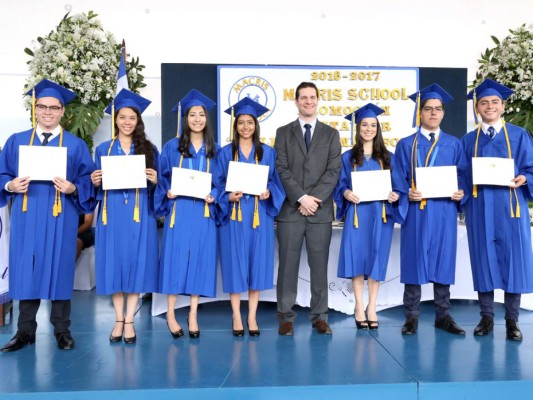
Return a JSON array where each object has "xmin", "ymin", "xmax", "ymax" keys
[
  {"xmin": 350, "ymin": 118, "xmax": 390, "ymax": 169},
  {"xmin": 178, "ymin": 105, "xmax": 216, "ymax": 158},
  {"xmin": 231, "ymin": 114, "xmax": 263, "ymax": 162},
  {"xmin": 114, "ymin": 107, "xmax": 155, "ymax": 169}
]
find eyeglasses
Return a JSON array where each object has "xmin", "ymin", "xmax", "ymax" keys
[
  {"xmin": 36, "ymin": 104, "xmax": 63, "ymax": 112},
  {"xmin": 421, "ymin": 106, "xmax": 443, "ymax": 113}
]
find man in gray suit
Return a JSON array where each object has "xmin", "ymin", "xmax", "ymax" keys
[{"xmin": 274, "ymin": 82, "xmax": 342, "ymax": 335}]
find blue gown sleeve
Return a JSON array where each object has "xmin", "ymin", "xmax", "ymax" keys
[
  {"xmin": 154, "ymin": 142, "xmax": 173, "ymax": 218},
  {"xmin": 0, "ymin": 135, "xmax": 17, "ymax": 207},
  {"xmin": 263, "ymin": 146, "xmax": 286, "ymax": 218},
  {"xmin": 214, "ymin": 145, "xmax": 232, "ymax": 225},
  {"xmin": 70, "ymin": 139, "xmax": 96, "ymax": 214},
  {"xmin": 390, "ymin": 152, "xmax": 409, "ymax": 224},
  {"xmin": 515, "ymin": 128, "xmax": 533, "ymax": 201},
  {"xmin": 333, "ymin": 151, "xmax": 353, "ymax": 221}
]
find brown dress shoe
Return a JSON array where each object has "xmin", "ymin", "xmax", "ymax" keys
[
  {"xmin": 312, "ymin": 320, "xmax": 332, "ymax": 335},
  {"xmin": 278, "ymin": 321, "xmax": 294, "ymax": 336}
]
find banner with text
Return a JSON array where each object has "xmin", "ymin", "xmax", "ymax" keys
[{"xmin": 217, "ymin": 66, "xmax": 418, "ymax": 151}]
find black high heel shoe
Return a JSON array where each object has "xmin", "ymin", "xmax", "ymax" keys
[
  {"xmin": 366, "ymin": 307, "xmax": 379, "ymax": 330},
  {"xmin": 124, "ymin": 322, "xmax": 136, "ymax": 344},
  {"xmin": 354, "ymin": 307, "xmax": 368, "ymax": 330},
  {"xmin": 109, "ymin": 320, "xmax": 124, "ymax": 343},
  {"xmin": 167, "ymin": 321, "xmax": 184, "ymax": 339},
  {"xmin": 246, "ymin": 320, "xmax": 260, "ymax": 337},
  {"xmin": 233, "ymin": 319, "xmax": 244, "ymax": 337},
  {"xmin": 188, "ymin": 317, "xmax": 200, "ymax": 339}
]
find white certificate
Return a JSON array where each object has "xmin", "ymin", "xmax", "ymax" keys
[
  {"xmin": 225, "ymin": 161, "xmax": 269, "ymax": 196},
  {"xmin": 101, "ymin": 155, "xmax": 147, "ymax": 190},
  {"xmin": 415, "ymin": 166, "xmax": 458, "ymax": 198},
  {"xmin": 171, "ymin": 167, "xmax": 212, "ymax": 199},
  {"xmin": 18, "ymin": 145, "xmax": 67, "ymax": 181},
  {"xmin": 472, "ymin": 157, "xmax": 515, "ymax": 187},
  {"xmin": 350, "ymin": 170, "xmax": 392, "ymax": 202}
]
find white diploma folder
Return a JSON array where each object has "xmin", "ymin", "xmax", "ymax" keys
[
  {"xmin": 101, "ymin": 155, "xmax": 147, "ymax": 190},
  {"xmin": 18, "ymin": 145, "xmax": 67, "ymax": 181},
  {"xmin": 415, "ymin": 166, "xmax": 458, "ymax": 198},
  {"xmin": 350, "ymin": 170, "xmax": 392, "ymax": 202},
  {"xmin": 472, "ymin": 157, "xmax": 515, "ymax": 187},
  {"xmin": 225, "ymin": 161, "xmax": 269, "ymax": 196},
  {"xmin": 171, "ymin": 167, "xmax": 212, "ymax": 199}
]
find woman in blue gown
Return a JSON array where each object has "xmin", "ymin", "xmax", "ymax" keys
[
  {"xmin": 334, "ymin": 104, "xmax": 408, "ymax": 329},
  {"xmin": 217, "ymin": 98, "xmax": 285, "ymax": 336},
  {"xmin": 155, "ymin": 89, "xmax": 220, "ymax": 339},
  {"xmin": 91, "ymin": 89, "xmax": 159, "ymax": 344}
]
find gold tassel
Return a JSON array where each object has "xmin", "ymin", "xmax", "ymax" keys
[
  {"xmin": 353, "ymin": 205, "xmax": 359, "ymax": 228},
  {"xmin": 111, "ymin": 101, "xmax": 115, "ymax": 139},
  {"xmin": 133, "ymin": 189, "xmax": 140, "ymax": 222},
  {"xmin": 252, "ymin": 196, "xmax": 259, "ymax": 229},
  {"xmin": 230, "ymin": 107, "xmax": 234, "ymax": 141},
  {"xmin": 102, "ymin": 192, "xmax": 108, "ymax": 225},
  {"xmin": 420, "ymin": 199, "xmax": 426, "ymax": 210},
  {"xmin": 415, "ymin": 92, "xmax": 421, "ymax": 128},
  {"xmin": 204, "ymin": 201, "xmax": 210, "ymax": 218},
  {"xmin": 473, "ymin": 185, "xmax": 478, "ymax": 198},
  {"xmin": 238, "ymin": 200, "xmax": 242, "ymax": 222},
  {"xmin": 31, "ymin": 88, "xmax": 36, "ymax": 129},
  {"xmin": 231, "ymin": 202, "xmax": 237, "ymax": 221},
  {"xmin": 170, "ymin": 202, "xmax": 176, "ymax": 228},
  {"xmin": 510, "ymin": 189, "xmax": 515, "ymax": 218},
  {"xmin": 52, "ymin": 191, "xmax": 59, "ymax": 217},
  {"xmin": 56, "ymin": 190, "xmax": 62, "ymax": 215},
  {"xmin": 22, "ymin": 192, "xmax": 28, "ymax": 212},
  {"xmin": 382, "ymin": 202, "xmax": 387, "ymax": 223}
]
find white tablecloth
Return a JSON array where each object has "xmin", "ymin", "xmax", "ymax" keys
[{"xmin": 152, "ymin": 225, "xmax": 533, "ymax": 316}]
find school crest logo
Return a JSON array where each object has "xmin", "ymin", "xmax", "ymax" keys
[{"xmin": 228, "ymin": 76, "xmax": 276, "ymax": 122}]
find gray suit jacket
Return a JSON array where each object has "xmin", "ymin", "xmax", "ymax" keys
[{"xmin": 274, "ymin": 119, "xmax": 341, "ymax": 223}]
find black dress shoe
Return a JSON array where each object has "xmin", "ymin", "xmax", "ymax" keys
[
  {"xmin": 124, "ymin": 322, "xmax": 136, "ymax": 344},
  {"xmin": 474, "ymin": 316, "xmax": 494, "ymax": 336},
  {"xmin": 401, "ymin": 317, "xmax": 418, "ymax": 335},
  {"xmin": 167, "ymin": 321, "xmax": 184, "ymax": 339},
  {"xmin": 435, "ymin": 315, "xmax": 466, "ymax": 335},
  {"xmin": 109, "ymin": 320, "xmax": 124, "ymax": 343},
  {"xmin": 506, "ymin": 320, "xmax": 523, "ymax": 341},
  {"xmin": 56, "ymin": 332, "xmax": 75, "ymax": 350},
  {"xmin": 1, "ymin": 331, "xmax": 35, "ymax": 352}
]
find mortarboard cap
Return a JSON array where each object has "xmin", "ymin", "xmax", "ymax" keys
[
  {"xmin": 105, "ymin": 89, "xmax": 151, "ymax": 115},
  {"xmin": 467, "ymin": 78, "xmax": 513, "ymax": 101},
  {"xmin": 171, "ymin": 89, "xmax": 216, "ymax": 116},
  {"xmin": 345, "ymin": 103, "xmax": 385, "ymax": 124},
  {"xmin": 224, "ymin": 97, "xmax": 269, "ymax": 119},
  {"xmin": 408, "ymin": 83, "xmax": 453, "ymax": 128},
  {"xmin": 27, "ymin": 79, "xmax": 77, "ymax": 105}
]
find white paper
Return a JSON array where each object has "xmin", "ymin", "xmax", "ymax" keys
[
  {"xmin": 415, "ymin": 166, "xmax": 458, "ymax": 198},
  {"xmin": 101, "ymin": 155, "xmax": 147, "ymax": 190},
  {"xmin": 18, "ymin": 145, "xmax": 67, "ymax": 181},
  {"xmin": 472, "ymin": 157, "xmax": 515, "ymax": 187},
  {"xmin": 225, "ymin": 161, "xmax": 269, "ymax": 196},
  {"xmin": 171, "ymin": 167, "xmax": 212, "ymax": 199},
  {"xmin": 350, "ymin": 170, "xmax": 392, "ymax": 202}
]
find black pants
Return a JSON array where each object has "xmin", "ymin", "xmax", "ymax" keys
[
  {"xmin": 18, "ymin": 299, "xmax": 71, "ymax": 335},
  {"xmin": 478, "ymin": 291, "xmax": 521, "ymax": 321},
  {"xmin": 403, "ymin": 283, "xmax": 451, "ymax": 320}
]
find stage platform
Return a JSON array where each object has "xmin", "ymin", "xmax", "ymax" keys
[{"xmin": 1, "ymin": 290, "xmax": 532, "ymax": 399}]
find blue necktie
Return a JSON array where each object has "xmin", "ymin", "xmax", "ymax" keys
[
  {"xmin": 304, "ymin": 124, "xmax": 311, "ymax": 150},
  {"xmin": 429, "ymin": 132, "xmax": 435, "ymax": 143},
  {"xmin": 42, "ymin": 133, "xmax": 52, "ymax": 146},
  {"xmin": 488, "ymin": 126, "xmax": 496, "ymax": 139}
]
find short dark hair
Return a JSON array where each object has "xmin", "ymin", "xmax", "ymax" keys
[
  {"xmin": 295, "ymin": 82, "xmax": 318, "ymax": 99},
  {"xmin": 420, "ymin": 98, "xmax": 445, "ymax": 111}
]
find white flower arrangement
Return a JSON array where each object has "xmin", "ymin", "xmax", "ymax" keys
[
  {"xmin": 24, "ymin": 11, "xmax": 146, "ymax": 150},
  {"xmin": 474, "ymin": 24, "xmax": 533, "ymax": 134}
]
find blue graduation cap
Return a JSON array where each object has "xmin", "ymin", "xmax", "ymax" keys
[
  {"xmin": 224, "ymin": 97, "xmax": 269, "ymax": 119},
  {"xmin": 26, "ymin": 79, "xmax": 77, "ymax": 105},
  {"xmin": 408, "ymin": 83, "xmax": 454, "ymax": 128},
  {"xmin": 467, "ymin": 78, "xmax": 513, "ymax": 101},
  {"xmin": 171, "ymin": 89, "xmax": 216, "ymax": 116},
  {"xmin": 105, "ymin": 88, "xmax": 151, "ymax": 115},
  {"xmin": 344, "ymin": 103, "xmax": 385, "ymax": 124}
]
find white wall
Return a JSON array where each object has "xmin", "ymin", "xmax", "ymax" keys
[{"xmin": 1, "ymin": 0, "xmax": 531, "ymax": 148}]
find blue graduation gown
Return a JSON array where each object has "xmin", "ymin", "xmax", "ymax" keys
[
  {"xmin": 155, "ymin": 138, "xmax": 221, "ymax": 297},
  {"xmin": 94, "ymin": 140, "xmax": 160, "ymax": 295},
  {"xmin": 216, "ymin": 143, "xmax": 286, "ymax": 293},
  {"xmin": 462, "ymin": 123, "xmax": 533, "ymax": 293},
  {"xmin": 334, "ymin": 151, "xmax": 408, "ymax": 281},
  {"xmin": 0, "ymin": 128, "xmax": 95, "ymax": 300},
  {"xmin": 394, "ymin": 132, "xmax": 467, "ymax": 285}
]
